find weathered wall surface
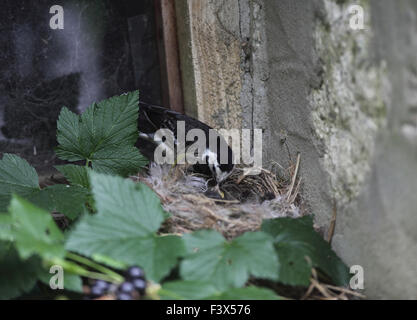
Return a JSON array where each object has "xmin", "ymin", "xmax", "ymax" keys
[
  {"xmin": 175, "ymin": 0, "xmax": 243, "ymax": 129},
  {"xmin": 176, "ymin": 0, "xmax": 417, "ymax": 298},
  {"xmin": 332, "ymin": 0, "xmax": 417, "ymax": 299}
]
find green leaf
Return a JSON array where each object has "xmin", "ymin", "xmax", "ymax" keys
[
  {"xmin": 0, "ymin": 154, "xmax": 40, "ymax": 212},
  {"xmin": 55, "ymin": 91, "xmax": 148, "ymax": 176},
  {"xmin": 132, "ymin": 235, "xmax": 185, "ymax": 282},
  {"xmin": 0, "ymin": 242, "xmax": 43, "ymax": 299},
  {"xmin": 59, "ymin": 273, "xmax": 83, "ymax": 293},
  {"xmin": 160, "ymin": 281, "xmax": 280, "ymax": 300},
  {"xmin": 180, "ymin": 230, "xmax": 279, "ymax": 290},
  {"xmin": 66, "ymin": 172, "xmax": 182, "ymax": 282},
  {"xmin": 208, "ymin": 286, "xmax": 281, "ymax": 300},
  {"xmin": 7, "ymin": 195, "xmax": 65, "ymax": 260},
  {"xmin": 0, "ymin": 214, "xmax": 14, "ymax": 241},
  {"xmin": 38, "ymin": 269, "xmax": 83, "ymax": 293},
  {"xmin": 0, "ymin": 154, "xmax": 88, "ymax": 220},
  {"xmin": 55, "ymin": 165, "xmax": 91, "ymax": 189},
  {"xmin": 160, "ymin": 281, "xmax": 220, "ymax": 300},
  {"xmin": 261, "ymin": 216, "xmax": 350, "ymax": 286},
  {"xmin": 91, "ymin": 145, "xmax": 146, "ymax": 177},
  {"xmin": 55, "ymin": 107, "xmax": 84, "ymax": 161},
  {"xmin": 28, "ymin": 184, "xmax": 89, "ymax": 220}
]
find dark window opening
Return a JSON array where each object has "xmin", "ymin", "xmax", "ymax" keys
[{"xmin": 0, "ymin": 0, "xmax": 172, "ymax": 175}]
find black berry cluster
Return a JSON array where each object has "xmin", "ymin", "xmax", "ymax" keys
[
  {"xmin": 116, "ymin": 266, "xmax": 147, "ymax": 300},
  {"xmin": 89, "ymin": 279, "xmax": 111, "ymax": 299},
  {"xmin": 87, "ymin": 266, "xmax": 147, "ymax": 300}
]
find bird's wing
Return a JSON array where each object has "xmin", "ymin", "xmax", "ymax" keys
[
  {"xmin": 138, "ymin": 101, "xmax": 212, "ymax": 144},
  {"xmin": 139, "ymin": 101, "xmax": 182, "ymax": 133},
  {"xmin": 137, "ymin": 101, "xmax": 234, "ymax": 167}
]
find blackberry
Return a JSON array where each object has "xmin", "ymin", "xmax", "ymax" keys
[
  {"xmin": 90, "ymin": 285, "xmax": 106, "ymax": 298},
  {"xmin": 117, "ymin": 292, "xmax": 133, "ymax": 300},
  {"xmin": 126, "ymin": 266, "xmax": 145, "ymax": 280},
  {"xmin": 118, "ymin": 281, "xmax": 135, "ymax": 294},
  {"xmin": 94, "ymin": 280, "xmax": 110, "ymax": 290},
  {"xmin": 88, "ymin": 280, "xmax": 111, "ymax": 299},
  {"xmin": 132, "ymin": 278, "xmax": 147, "ymax": 295}
]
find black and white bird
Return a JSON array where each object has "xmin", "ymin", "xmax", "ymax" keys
[{"xmin": 136, "ymin": 101, "xmax": 235, "ymax": 184}]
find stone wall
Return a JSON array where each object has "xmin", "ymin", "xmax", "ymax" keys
[{"xmin": 176, "ymin": 0, "xmax": 417, "ymax": 298}]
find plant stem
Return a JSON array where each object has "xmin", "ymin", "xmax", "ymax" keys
[
  {"xmin": 47, "ymin": 257, "xmax": 119, "ymax": 283},
  {"xmin": 66, "ymin": 252, "xmax": 124, "ymax": 283}
]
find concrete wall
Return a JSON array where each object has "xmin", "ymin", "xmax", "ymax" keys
[
  {"xmin": 176, "ymin": 0, "xmax": 417, "ymax": 299},
  {"xmin": 333, "ymin": 0, "xmax": 417, "ymax": 299}
]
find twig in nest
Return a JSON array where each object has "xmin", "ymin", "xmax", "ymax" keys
[
  {"xmin": 288, "ymin": 177, "xmax": 302, "ymax": 204},
  {"xmin": 325, "ymin": 284, "xmax": 366, "ymax": 299},
  {"xmin": 327, "ymin": 201, "xmax": 337, "ymax": 243},
  {"xmin": 302, "ymin": 268, "xmax": 365, "ymax": 300},
  {"xmin": 301, "ymin": 282, "xmax": 315, "ymax": 300},
  {"xmin": 212, "ymin": 198, "xmax": 240, "ymax": 204},
  {"xmin": 286, "ymin": 153, "xmax": 301, "ymax": 202}
]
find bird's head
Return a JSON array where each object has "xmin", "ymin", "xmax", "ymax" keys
[{"xmin": 203, "ymin": 147, "xmax": 234, "ymax": 183}]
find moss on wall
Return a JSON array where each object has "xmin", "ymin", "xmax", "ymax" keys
[{"xmin": 309, "ymin": 0, "xmax": 389, "ymax": 205}]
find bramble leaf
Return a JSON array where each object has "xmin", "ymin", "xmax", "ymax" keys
[
  {"xmin": 160, "ymin": 281, "xmax": 219, "ymax": 300},
  {"xmin": 0, "ymin": 242, "xmax": 43, "ymax": 300},
  {"xmin": 66, "ymin": 172, "xmax": 183, "ymax": 282},
  {"xmin": 0, "ymin": 154, "xmax": 40, "ymax": 212},
  {"xmin": 261, "ymin": 216, "xmax": 350, "ymax": 286},
  {"xmin": 55, "ymin": 91, "xmax": 148, "ymax": 176},
  {"xmin": 55, "ymin": 164, "xmax": 91, "ymax": 189},
  {"xmin": 160, "ymin": 281, "xmax": 281, "ymax": 300},
  {"xmin": 90, "ymin": 145, "xmax": 147, "ymax": 177},
  {"xmin": 180, "ymin": 230, "xmax": 279, "ymax": 290},
  {"xmin": 6, "ymin": 195, "xmax": 65, "ymax": 260},
  {"xmin": 29, "ymin": 184, "xmax": 89, "ymax": 220},
  {"xmin": 208, "ymin": 286, "xmax": 281, "ymax": 300}
]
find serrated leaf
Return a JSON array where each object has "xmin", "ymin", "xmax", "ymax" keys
[
  {"xmin": 91, "ymin": 145, "xmax": 146, "ymax": 176},
  {"xmin": 55, "ymin": 107, "xmax": 84, "ymax": 161},
  {"xmin": 66, "ymin": 172, "xmax": 182, "ymax": 282},
  {"xmin": 132, "ymin": 235, "xmax": 185, "ymax": 281},
  {"xmin": 160, "ymin": 281, "xmax": 280, "ymax": 300},
  {"xmin": 180, "ymin": 230, "xmax": 279, "ymax": 290},
  {"xmin": 208, "ymin": 286, "xmax": 281, "ymax": 300},
  {"xmin": 0, "ymin": 155, "xmax": 88, "ymax": 220},
  {"xmin": 28, "ymin": 184, "xmax": 89, "ymax": 220},
  {"xmin": 0, "ymin": 242, "xmax": 43, "ymax": 299},
  {"xmin": 261, "ymin": 216, "xmax": 350, "ymax": 286},
  {"xmin": 0, "ymin": 154, "xmax": 40, "ymax": 212},
  {"xmin": 160, "ymin": 281, "xmax": 220, "ymax": 300},
  {"xmin": 80, "ymin": 91, "xmax": 139, "ymax": 148},
  {"xmin": 55, "ymin": 165, "xmax": 90, "ymax": 189},
  {"xmin": 7, "ymin": 195, "xmax": 65, "ymax": 260},
  {"xmin": 55, "ymin": 91, "xmax": 148, "ymax": 176}
]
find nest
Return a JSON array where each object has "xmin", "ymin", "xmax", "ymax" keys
[{"xmin": 131, "ymin": 155, "xmax": 303, "ymax": 239}]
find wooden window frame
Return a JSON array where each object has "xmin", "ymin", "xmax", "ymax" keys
[{"xmin": 154, "ymin": 0, "xmax": 184, "ymax": 113}]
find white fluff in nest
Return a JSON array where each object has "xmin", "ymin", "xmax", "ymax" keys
[{"xmin": 136, "ymin": 163, "xmax": 302, "ymax": 237}]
